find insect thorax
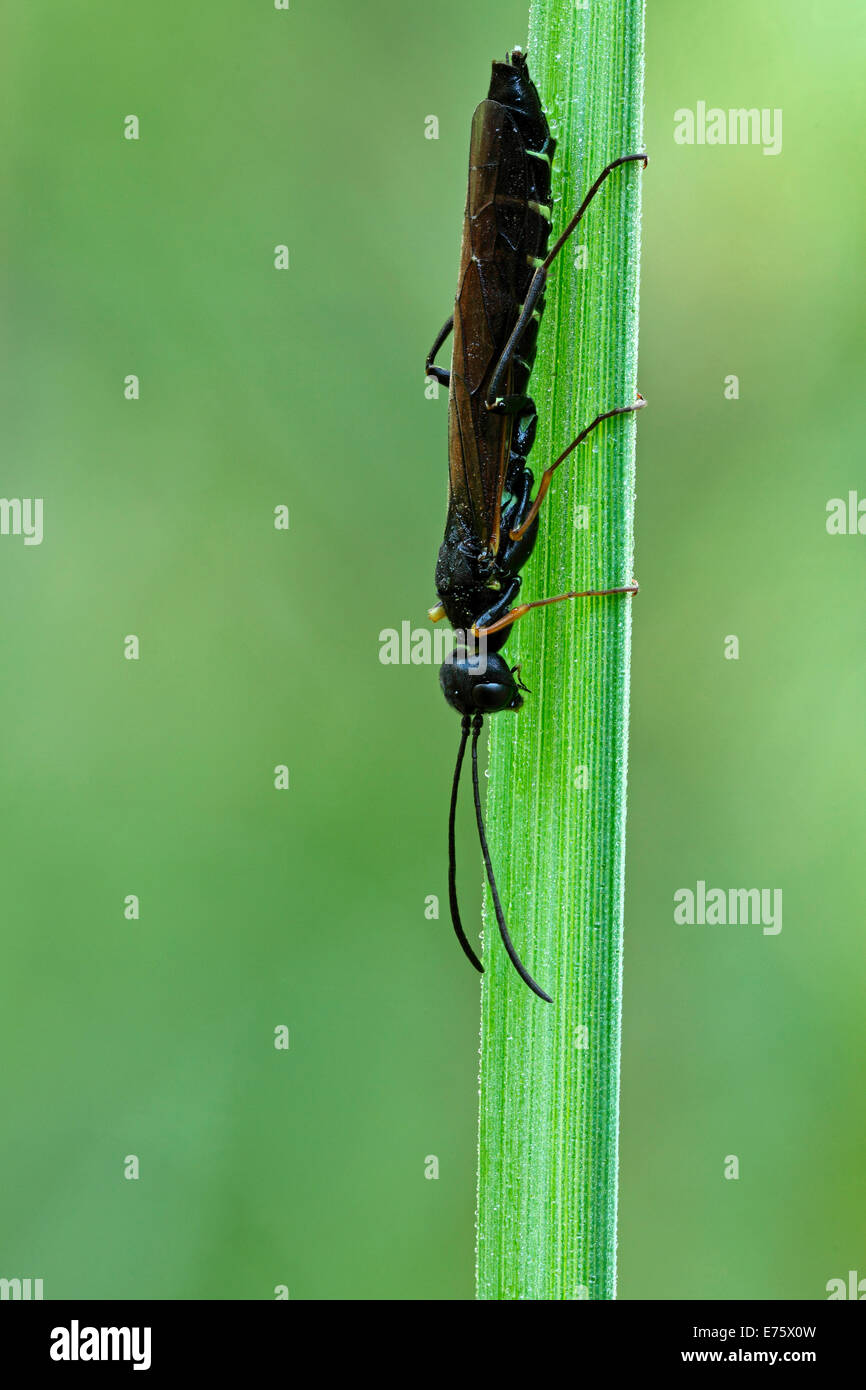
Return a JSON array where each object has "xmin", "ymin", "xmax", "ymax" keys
[{"xmin": 434, "ymin": 525, "xmax": 514, "ymax": 652}]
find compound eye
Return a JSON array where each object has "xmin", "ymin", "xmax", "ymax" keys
[{"xmin": 473, "ymin": 682, "xmax": 513, "ymax": 713}]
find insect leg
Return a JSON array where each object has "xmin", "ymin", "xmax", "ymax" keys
[
  {"xmin": 474, "ymin": 582, "xmax": 639, "ymax": 639},
  {"xmin": 509, "ymin": 395, "xmax": 646, "ymax": 542},
  {"xmin": 425, "ymin": 314, "xmax": 454, "ymax": 388},
  {"xmin": 488, "ymin": 393, "xmax": 535, "ymax": 418},
  {"xmin": 543, "ymin": 152, "xmax": 648, "ymax": 277},
  {"xmin": 486, "ymin": 152, "xmax": 648, "ymax": 410},
  {"xmin": 486, "ymin": 272, "xmax": 547, "ymax": 410},
  {"xmin": 500, "ymin": 459, "xmax": 535, "ymax": 537},
  {"xmin": 472, "ymin": 576, "xmax": 523, "ymax": 636}
]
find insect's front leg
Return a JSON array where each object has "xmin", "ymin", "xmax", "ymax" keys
[
  {"xmin": 477, "ymin": 581, "xmax": 639, "ymax": 639},
  {"xmin": 470, "ymin": 576, "xmax": 522, "ymax": 639}
]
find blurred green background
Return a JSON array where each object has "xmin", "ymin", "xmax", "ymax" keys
[{"xmin": 1, "ymin": 0, "xmax": 863, "ymax": 1299}]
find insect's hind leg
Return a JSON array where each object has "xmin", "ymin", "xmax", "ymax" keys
[
  {"xmin": 485, "ymin": 152, "xmax": 648, "ymax": 411},
  {"xmin": 543, "ymin": 152, "xmax": 648, "ymax": 279},
  {"xmin": 425, "ymin": 314, "xmax": 454, "ymax": 388}
]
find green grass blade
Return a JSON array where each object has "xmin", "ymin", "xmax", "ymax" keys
[{"xmin": 476, "ymin": 0, "xmax": 646, "ymax": 1301}]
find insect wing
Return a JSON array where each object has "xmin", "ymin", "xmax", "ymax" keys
[{"xmin": 447, "ymin": 99, "xmax": 536, "ymax": 553}]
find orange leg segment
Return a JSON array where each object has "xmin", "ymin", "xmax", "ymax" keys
[
  {"xmin": 473, "ymin": 582, "xmax": 638, "ymax": 639},
  {"xmin": 509, "ymin": 395, "xmax": 646, "ymax": 543}
]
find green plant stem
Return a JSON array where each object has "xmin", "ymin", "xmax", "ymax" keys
[{"xmin": 476, "ymin": 0, "xmax": 646, "ymax": 1301}]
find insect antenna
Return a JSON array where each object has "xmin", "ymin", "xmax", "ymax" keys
[
  {"xmin": 448, "ymin": 714, "xmax": 484, "ymax": 973},
  {"xmin": 470, "ymin": 714, "xmax": 553, "ymax": 1003}
]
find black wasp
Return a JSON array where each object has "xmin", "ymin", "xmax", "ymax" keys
[{"xmin": 425, "ymin": 49, "xmax": 647, "ymax": 1001}]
